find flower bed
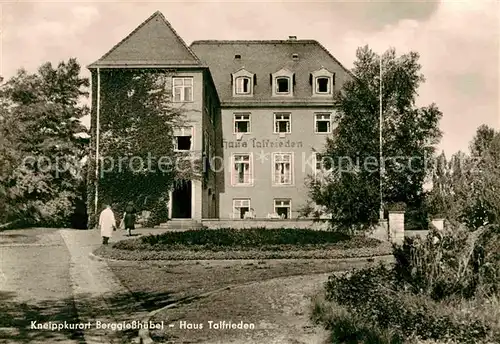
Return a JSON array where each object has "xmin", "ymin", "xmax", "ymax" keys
[{"xmin": 94, "ymin": 228, "xmax": 392, "ymax": 260}]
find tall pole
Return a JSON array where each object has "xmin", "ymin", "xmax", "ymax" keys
[
  {"xmin": 379, "ymin": 54, "xmax": 384, "ymax": 220},
  {"xmin": 94, "ymin": 68, "xmax": 101, "ymax": 220}
]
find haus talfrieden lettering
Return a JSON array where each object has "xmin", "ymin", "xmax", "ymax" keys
[{"xmin": 223, "ymin": 138, "xmax": 304, "ymax": 149}]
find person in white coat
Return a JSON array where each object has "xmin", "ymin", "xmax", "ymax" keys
[{"xmin": 99, "ymin": 203, "xmax": 116, "ymax": 245}]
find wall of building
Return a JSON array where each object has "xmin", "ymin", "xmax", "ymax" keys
[
  {"xmin": 168, "ymin": 69, "xmax": 205, "ymax": 220},
  {"xmin": 201, "ymin": 70, "xmax": 222, "ymax": 218},
  {"xmin": 202, "ymin": 219, "xmax": 329, "ymax": 230},
  {"xmin": 218, "ymin": 106, "xmax": 335, "ymax": 219}
]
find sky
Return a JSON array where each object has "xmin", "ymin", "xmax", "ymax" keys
[{"xmin": 2, "ymin": 0, "xmax": 499, "ymax": 156}]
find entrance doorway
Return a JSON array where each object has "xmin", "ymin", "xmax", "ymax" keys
[{"xmin": 171, "ymin": 181, "xmax": 192, "ymax": 218}]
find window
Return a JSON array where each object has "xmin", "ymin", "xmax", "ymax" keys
[
  {"xmin": 315, "ymin": 153, "xmax": 332, "ymax": 171},
  {"xmin": 235, "ymin": 77, "xmax": 251, "ymax": 94},
  {"xmin": 173, "ymin": 77, "xmax": 193, "ymax": 102},
  {"xmin": 174, "ymin": 127, "xmax": 193, "ymax": 151},
  {"xmin": 315, "ymin": 153, "xmax": 323, "ymax": 172},
  {"xmin": 175, "ymin": 136, "xmax": 191, "ymax": 151},
  {"xmin": 233, "ymin": 199, "xmax": 250, "ymax": 219},
  {"xmin": 316, "ymin": 77, "xmax": 330, "ymax": 94},
  {"xmin": 314, "ymin": 153, "xmax": 333, "ymax": 179},
  {"xmin": 232, "ymin": 69, "xmax": 254, "ymax": 96},
  {"xmin": 274, "ymin": 113, "xmax": 291, "ymax": 133},
  {"xmin": 274, "ymin": 199, "xmax": 291, "ymax": 219},
  {"xmin": 272, "ymin": 68, "xmax": 294, "ymax": 96},
  {"xmin": 273, "ymin": 153, "xmax": 293, "ymax": 185},
  {"xmin": 232, "ymin": 154, "xmax": 253, "ymax": 186},
  {"xmin": 234, "ymin": 113, "xmax": 251, "ymax": 133},
  {"xmin": 311, "ymin": 68, "xmax": 334, "ymax": 96},
  {"xmin": 315, "ymin": 113, "xmax": 331, "ymax": 133},
  {"xmin": 276, "ymin": 77, "xmax": 290, "ymax": 94}
]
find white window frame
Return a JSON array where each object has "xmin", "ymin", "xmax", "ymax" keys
[
  {"xmin": 233, "ymin": 198, "xmax": 251, "ymax": 219},
  {"xmin": 314, "ymin": 152, "xmax": 323, "ymax": 173},
  {"xmin": 275, "ymin": 76, "xmax": 291, "ymax": 94},
  {"xmin": 315, "ymin": 76, "xmax": 331, "ymax": 94},
  {"xmin": 235, "ymin": 76, "xmax": 252, "ymax": 95},
  {"xmin": 233, "ymin": 113, "xmax": 251, "ymax": 134},
  {"xmin": 274, "ymin": 199, "xmax": 292, "ymax": 219},
  {"xmin": 314, "ymin": 113, "xmax": 332, "ymax": 134},
  {"xmin": 231, "ymin": 153, "xmax": 253, "ymax": 186},
  {"xmin": 272, "ymin": 152, "xmax": 293, "ymax": 186},
  {"xmin": 314, "ymin": 152, "xmax": 333, "ymax": 179},
  {"xmin": 274, "ymin": 113, "xmax": 291, "ymax": 134},
  {"xmin": 311, "ymin": 68, "xmax": 334, "ymax": 97},
  {"xmin": 232, "ymin": 69, "xmax": 254, "ymax": 97},
  {"xmin": 272, "ymin": 68, "xmax": 294, "ymax": 97},
  {"xmin": 173, "ymin": 127, "xmax": 193, "ymax": 152},
  {"xmin": 173, "ymin": 77, "xmax": 193, "ymax": 102}
]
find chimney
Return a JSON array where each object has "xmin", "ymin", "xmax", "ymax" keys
[{"xmin": 288, "ymin": 36, "xmax": 297, "ymax": 41}]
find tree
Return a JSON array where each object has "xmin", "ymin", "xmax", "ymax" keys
[
  {"xmin": 307, "ymin": 46, "xmax": 442, "ymax": 232},
  {"xmin": 87, "ymin": 70, "xmax": 200, "ymax": 227},
  {"xmin": 459, "ymin": 127, "xmax": 499, "ymax": 228},
  {"xmin": 0, "ymin": 58, "xmax": 89, "ymax": 227},
  {"xmin": 426, "ymin": 125, "xmax": 500, "ymax": 230},
  {"xmin": 470, "ymin": 124, "xmax": 495, "ymax": 159},
  {"xmin": 426, "ymin": 151, "xmax": 449, "ymax": 216}
]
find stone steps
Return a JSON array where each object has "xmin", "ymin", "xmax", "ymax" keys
[{"xmin": 158, "ymin": 219, "xmax": 203, "ymax": 231}]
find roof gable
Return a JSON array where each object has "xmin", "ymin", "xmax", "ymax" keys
[
  {"xmin": 89, "ymin": 11, "xmax": 201, "ymax": 68},
  {"xmin": 272, "ymin": 67, "xmax": 294, "ymax": 76}
]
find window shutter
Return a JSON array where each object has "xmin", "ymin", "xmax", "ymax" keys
[
  {"xmin": 309, "ymin": 74, "xmax": 312, "ymax": 85},
  {"xmin": 253, "ymin": 74, "xmax": 257, "ymax": 86},
  {"xmin": 270, "ymin": 74, "xmax": 272, "ymax": 85},
  {"xmin": 332, "ymin": 73, "xmax": 336, "ymax": 85},
  {"xmin": 293, "ymin": 74, "xmax": 296, "ymax": 86},
  {"xmin": 230, "ymin": 74, "xmax": 233, "ymax": 85}
]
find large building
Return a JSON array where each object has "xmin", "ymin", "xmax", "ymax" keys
[{"xmin": 89, "ymin": 11, "xmax": 353, "ymax": 221}]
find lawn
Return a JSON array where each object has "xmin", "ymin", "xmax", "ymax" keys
[
  {"xmin": 95, "ymin": 228, "xmax": 392, "ymax": 260},
  {"xmin": 108, "ymin": 257, "xmax": 394, "ymax": 343}
]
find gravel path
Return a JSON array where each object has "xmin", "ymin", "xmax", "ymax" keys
[
  {"xmin": 0, "ymin": 229, "xmax": 83, "ymax": 344},
  {"xmin": 149, "ymin": 272, "xmax": 340, "ymax": 344}
]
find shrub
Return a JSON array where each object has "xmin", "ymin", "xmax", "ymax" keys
[
  {"xmin": 316, "ymin": 225, "xmax": 500, "ymax": 343},
  {"xmin": 324, "ymin": 266, "xmax": 492, "ymax": 343},
  {"xmin": 392, "ymin": 225, "xmax": 500, "ymax": 300},
  {"xmin": 311, "ymin": 293, "xmax": 404, "ymax": 344}
]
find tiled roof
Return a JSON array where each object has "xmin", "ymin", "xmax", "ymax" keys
[
  {"xmin": 190, "ymin": 40, "xmax": 353, "ymax": 104},
  {"xmin": 88, "ymin": 11, "xmax": 202, "ymax": 68}
]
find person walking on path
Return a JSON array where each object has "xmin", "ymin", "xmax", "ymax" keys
[
  {"xmin": 123, "ymin": 201, "xmax": 137, "ymax": 237},
  {"xmin": 99, "ymin": 203, "xmax": 116, "ymax": 245}
]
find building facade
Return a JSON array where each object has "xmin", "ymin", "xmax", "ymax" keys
[{"xmin": 89, "ymin": 11, "xmax": 353, "ymax": 220}]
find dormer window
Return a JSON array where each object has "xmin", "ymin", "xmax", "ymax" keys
[
  {"xmin": 316, "ymin": 77, "xmax": 330, "ymax": 93},
  {"xmin": 276, "ymin": 77, "xmax": 290, "ymax": 94},
  {"xmin": 236, "ymin": 77, "xmax": 251, "ymax": 94},
  {"xmin": 271, "ymin": 68, "xmax": 294, "ymax": 97},
  {"xmin": 232, "ymin": 68, "xmax": 254, "ymax": 97},
  {"xmin": 311, "ymin": 67, "xmax": 334, "ymax": 96}
]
